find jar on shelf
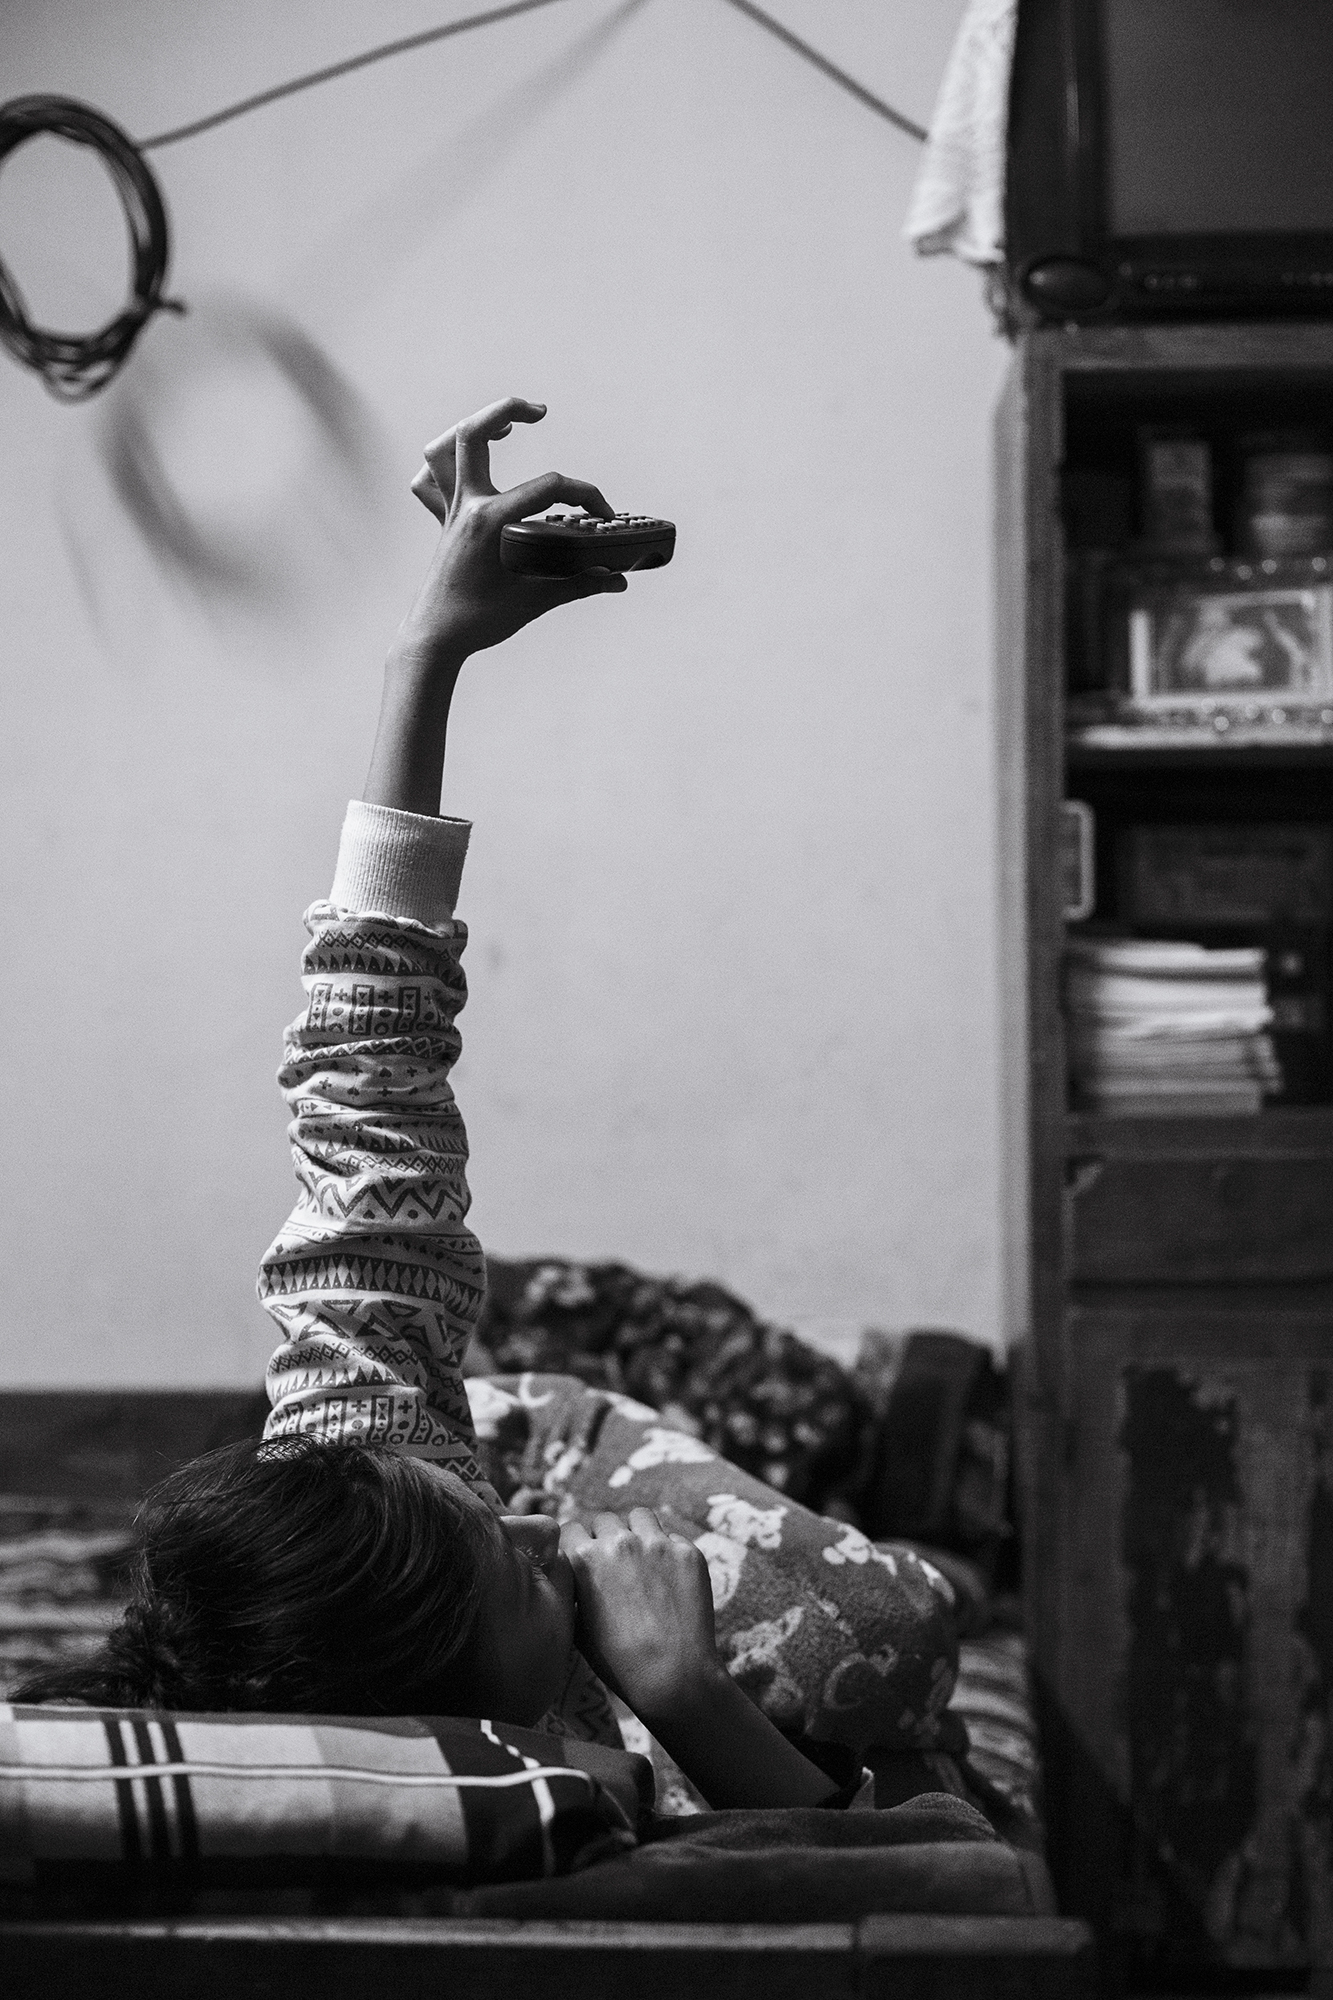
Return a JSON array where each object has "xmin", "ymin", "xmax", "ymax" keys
[
  {"xmin": 1236, "ymin": 431, "xmax": 1333, "ymax": 558},
  {"xmin": 1137, "ymin": 431, "xmax": 1220, "ymax": 555}
]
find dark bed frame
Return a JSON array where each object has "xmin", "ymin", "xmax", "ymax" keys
[{"xmin": 5, "ymin": 1914, "xmax": 1094, "ymax": 1999}]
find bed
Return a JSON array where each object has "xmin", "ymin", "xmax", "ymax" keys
[{"xmin": 0, "ymin": 1300, "xmax": 1090, "ymax": 1997}]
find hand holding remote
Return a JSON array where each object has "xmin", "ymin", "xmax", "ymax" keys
[
  {"xmin": 399, "ymin": 397, "xmax": 629, "ymax": 665},
  {"xmin": 366, "ymin": 397, "xmax": 629, "ymax": 816}
]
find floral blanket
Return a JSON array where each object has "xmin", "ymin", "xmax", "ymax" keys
[
  {"xmin": 468, "ymin": 1373, "xmax": 966, "ymax": 1761},
  {"xmin": 474, "ymin": 1260, "xmax": 870, "ymax": 1514}
]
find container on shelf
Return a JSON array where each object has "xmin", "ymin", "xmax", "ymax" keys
[{"xmin": 1236, "ymin": 431, "xmax": 1333, "ymax": 559}]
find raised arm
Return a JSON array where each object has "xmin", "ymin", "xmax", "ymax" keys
[
  {"xmin": 258, "ymin": 400, "xmax": 626, "ymax": 1481},
  {"xmin": 364, "ymin": 396, "xmax": 625, "ymax": 815}
]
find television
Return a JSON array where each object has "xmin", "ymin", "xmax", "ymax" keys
[{"xmin": 1005, "ymin": 0, "xmax": 1333, "ymax": 322}]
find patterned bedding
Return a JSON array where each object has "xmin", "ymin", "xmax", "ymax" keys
[
  {"xmin": 467, "ymin": 1371, "xmax": 965, "ymax": 1759},
  {"xmin": 0, "ymin": 1245, "xmax": 1042, "ymax": 1849},
  {"xmin": 0, "ymin": 1489, "xmax": 1046, "ymax": 1848}
]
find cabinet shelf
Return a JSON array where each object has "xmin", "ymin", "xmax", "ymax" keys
[
  {"xmin": 1066, "ymin": 726, "xmax": 1333, "ymax": 766},
  {"xmin": 1063, "ymin": 1106, "xmax": 1333, "ymax": 1285},
  {"xmin": 1066, "ymin": 1103, "xmax": 1333, "ymax": 1156},
  {"xmin": 1068, "ymin": 1276, "xmax": 1333, "ymax": 1317}
]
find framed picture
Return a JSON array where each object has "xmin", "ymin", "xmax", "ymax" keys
[{"xmin": 1127, "ymin": 580, "xmax": 1333, "ymax": 708}]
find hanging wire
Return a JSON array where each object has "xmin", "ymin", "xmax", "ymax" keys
[
  {"xmin": 718, "ymin": 0, "xmax": 928, "ymax": 143},
  {"xmin": 133, "ymin": 0, "xmax": 927, "ymax": 153},
  {"xmin": 0, "ymin": 0, "xmax": 927, "ymax": 402},
  {"xmin": 138, "ymin": 0, "xmax": 576, "ymax": 150}
]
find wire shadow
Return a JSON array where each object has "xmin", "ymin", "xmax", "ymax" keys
[
  {"xmin": 296, "ymin": 0, "xmax": 649, "ymax": 316},
  {"xmin": 96, "ymin": 294, "xmax": 392, "ymax": 609}
]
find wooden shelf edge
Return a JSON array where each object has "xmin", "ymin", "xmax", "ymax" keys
[
  {"xmin": 1066, "ymin": 729, "xmax": 1333, "ymax": 767},
  {"xmin": 1068, "ymin": 1279, "xmax": 1333, "ymax": 1320},
  {"xmin": 1065, "ymin": 1103, "xmax": 1333, "ymax": 1156}
]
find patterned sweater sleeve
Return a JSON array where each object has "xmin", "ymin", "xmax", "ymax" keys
[{"xmin": 257, "ymin": 800, "xmax": 488, "ymax": 1486}]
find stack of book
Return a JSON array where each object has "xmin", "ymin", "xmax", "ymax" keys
[{"xmin": 1066, "ymin": 938, "xmax": 1282, "ymax": 1116}]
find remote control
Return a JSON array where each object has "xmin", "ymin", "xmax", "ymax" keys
[{"xmin": 501, "ymin": 511, "xmax": 676, "ymax": 577}]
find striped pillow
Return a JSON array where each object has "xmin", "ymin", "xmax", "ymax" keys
[{"xmin": 0, "ymin": 1705, "xmax": 648, "ymax": 1910}]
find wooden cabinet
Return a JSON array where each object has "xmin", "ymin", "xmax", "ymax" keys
[
  {"xmin": 997, "ymin": 326, "xmax": 1333, "ymax": 1982},
  {"xmin": 1066, "ymin": 1113, "xmax": 1333, "ymax": 1285}
]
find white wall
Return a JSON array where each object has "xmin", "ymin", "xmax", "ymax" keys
[{"xmin": 0, "ymin": 0, "xmax": 1009, "ymax": 1386}]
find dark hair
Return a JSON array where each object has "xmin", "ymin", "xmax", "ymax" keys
[{"xmin": 13, "ymin": 1437, "xmax": 500, "ymax": 1714}]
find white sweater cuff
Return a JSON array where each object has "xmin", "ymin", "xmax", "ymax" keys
[{"xmin": 329, "ymin": 800, "xmax": 471, "ymax": 927}]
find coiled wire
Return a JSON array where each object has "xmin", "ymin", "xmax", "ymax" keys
[{"xmin": 0, "ymin": 96, "xmax": 181, "ymax": 402}]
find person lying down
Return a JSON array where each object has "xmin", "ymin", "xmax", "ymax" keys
[{"xmin": 17, "ymin": 400, "xmax": 962, "ymax": 1812}]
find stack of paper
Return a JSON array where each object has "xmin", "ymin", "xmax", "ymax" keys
[{"xmin": 1066, "ymin": 938, "xmax": 1282, "ymax": 1116}]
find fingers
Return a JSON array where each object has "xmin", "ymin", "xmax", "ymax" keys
[
  {"xmin": 571, "ymin": 1508, "xmax": 670, "ymax": 1545},
  {"xmin": 572, "ymin": 569, "xmax": 629, "ymax": 597},
  {"xmin": 419, "ymin": 429, "xmax": 459, "ymax": 516},
  {"xmin": 528, "ymin": 570, "xmax": 629, "ymax": 614},
  {"xmin": 561, "ymin": 1514, "xmax": 670, "ymax": 1554},
  {"xmin": 454, "ymin": 396, "xmax": 547, "ymax": 498},
  {"xmin": 411, "ymin": 463, "xmax": 449, "ymax": 523},
  {"xmin": 494, "ymin": 470, "xmax": 613, "ymax": 524},
  {"xmin": 417, "ymin": 398, "xmax": 543, "ymax": 514},
  {"xmin": 591, "ymin": 1510, "xmax": 663, "ymax": 1539},
  {"xmin": 568, "ymin": 1508, "xmax": 668, "ymax": 1541},
  {"xmin": 499, "ymin": 571, "xmax": 626, "ymax": 630},
  {"xmin": 414, "ymin": 466, "xmax": 619, "ymax": 557}
]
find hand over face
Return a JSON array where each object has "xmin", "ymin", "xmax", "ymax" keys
[
  {"xmin": 560, "ymin": 1508, "xmax": 724, "ymax": 1726},
  {"xmin": 400, "ymin": 397, "xmax": 627, "ymax": 660}
]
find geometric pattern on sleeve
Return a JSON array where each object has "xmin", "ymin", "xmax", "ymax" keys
[{"xmin": 257, "ymin": 904, "xmax": 487, "ymax": 1486}]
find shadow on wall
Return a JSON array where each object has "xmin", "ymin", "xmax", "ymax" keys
[
  {"xmin": 92, "ymin": 293, "xmax": 393, "ymax": 612},
  {"xmin": 294, "ymin": 0, "xmax": 650, "ymax": 318}
]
